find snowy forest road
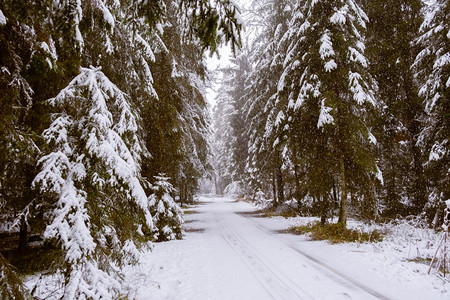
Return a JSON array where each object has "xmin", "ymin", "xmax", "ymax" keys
[
  {"xmin": 130, "ymin": 196, "xmax": 398, "ymax": 299},
  {"xmin": 210, "ymin": 198, "xmax": 387, "ymax": 300}
]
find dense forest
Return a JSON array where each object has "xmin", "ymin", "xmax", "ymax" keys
[
  {"xmin": 0, "ymin": 0, "xmax": 241, "ymax": 298},
  {"xmin": 212, "ymin": 0, "xmax": 448, "ymax": 226},
  {"xmin": 0, "ymin": 0, "xmax": 448, "ymax": 298}
]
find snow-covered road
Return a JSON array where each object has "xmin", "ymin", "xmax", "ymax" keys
[{"xmin": 127, "ymin": 196, "xmax": 449, "ymax": 299}]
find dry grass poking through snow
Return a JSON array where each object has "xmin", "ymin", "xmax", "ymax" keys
[{"xmin": 290, "ymin": 221, "xmax": 384, "ymax": 244}]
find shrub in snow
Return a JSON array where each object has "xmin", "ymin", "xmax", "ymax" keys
[
  {"xmin": 224, "ymin": 181, "xmax": 243, "ymax": 197},
  {"xmin": 428, "ymin": 201, "xmax": 450, "ymax": 276},
  {"xmin": 254, "ymin": 189, "xmax": 270, "ymax": 209},
  {"xmin": 149, "ymin": 175, "xmax": 184, "ymax": 242},
  {"xmin": 33, "ymin": 67, "xmax": 153, "ymax": 299},
  {"xmin": 291, "ymin": 221, "xmax": 384, "ymax": 244}
]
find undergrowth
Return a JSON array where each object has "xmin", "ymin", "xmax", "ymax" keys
[
  {"xmin": 260, "ymin": 206, "xmax": 298, "ymax": 218},
  {"xmin": 290, "ymin": 221, "xmax": 384, "ymax": 244},
  {"xmin": 2, "ymin": 245, "xmax": 64, "ymax": 275}
]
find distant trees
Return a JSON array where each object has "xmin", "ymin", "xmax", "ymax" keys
[
  {"xmin": 0, "ymin": 0, "xmax": 241, "ymax": 298},
  {"xmin": 212, "ymin": 52, "xmax": 251, "ymax": 195},
  {"xmin": 212, "ymin": 0, "xmax": 448, "ymax": 227},
  {"xmin": 212, "ymin": 72, "xmax": 238, "ymax": 194}
]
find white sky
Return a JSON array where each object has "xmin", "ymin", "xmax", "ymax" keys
[{"xmin": 205, "ymin": 46, "xmax": 233, "ymax": 108}]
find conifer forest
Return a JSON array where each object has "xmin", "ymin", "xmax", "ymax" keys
[{"xmin": 0, "ymin": 0, "xmax": 449, "ymax": 299}]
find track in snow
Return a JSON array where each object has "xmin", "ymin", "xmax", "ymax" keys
[
  {"xmin": 237, "ymin": 214, "xmax": 391, "ymax": 300},
  {"xmin": 216, "ymin": 216, "xmax": 314, "ymax": 299},
  {"xmin": 134, "ymin": 196, "xmax": 395, "ymax": 300},
  {"xmin": 207, "ymin": 198, "xmax": 388, "ymax": 300}
]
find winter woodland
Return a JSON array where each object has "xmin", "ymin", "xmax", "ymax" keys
[{"xmin": 0, "ymin": 0, "xmax": 449, "ymax": 299}]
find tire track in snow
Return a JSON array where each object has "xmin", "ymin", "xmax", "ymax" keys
[
  {"xmin": 216, "ymin": 216, "xmax": 314, "ymax": 300},
  {"xmin": 219, "ymin": 217, "xmax": 316, "ymax": 299},
  {"xmin": 240, "ymin": 214, "xmax": 391, "ymax": 300}
]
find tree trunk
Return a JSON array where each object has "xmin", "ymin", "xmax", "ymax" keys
[
  {"xmin": 214, "ymin": 175, "xmax": 220, "ymax": 196},
  {"xmin": 294, "ymin": 164, "xmax": 303, "ymax": 211},
  {"xmin": 332, "ymin": 180, "xmax": 338, "ymax": 209},
  {"xmin": 18, "ymin": 214, "xmax": 27, "ymax": 250},
  {"xmin": 276, "ymin": 162, "xmax": 285, "ymax": 204},
  {"xmin": 338, "ymin": 155, "xmax": 347, "ymax": 227},
  {"xmin": 412, "ymin": 144, "xmax": 427, "ymax": 214},
  {"xmin": 272, "ymin": 170, "xmax": 278, "ymax": 207},
  {"xmin": 320, "ymin": 195, "xmax": 328, "ymax": 226}
]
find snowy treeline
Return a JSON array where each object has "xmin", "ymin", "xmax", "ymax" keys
[
  {"xmin": 213, "ymin": 0, "xmax": 448, "ymax": 226},
  {"xmin": 0, "ymin": 0, "xmax": 241, "ymax": 299}
]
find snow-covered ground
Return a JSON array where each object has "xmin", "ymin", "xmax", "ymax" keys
[{"xmin": 124, "ymin": 196, "xmax": 450, "ymax": 299}]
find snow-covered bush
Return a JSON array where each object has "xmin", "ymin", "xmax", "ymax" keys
[
  {"xmin": 224, "ymin": 181, "xmax": 243, "ymax": 197},
  {"xmin": 33, "ymin": 67, "xmax": 153, "ymax": 299},
  {"xmin": 254, "ymin": 189, "xmax": 270, "ymax": 209},
  {"xmin": 198, "ymin": 177, "xmax": 215, "ymax": 195},
  {"xmin": 149, "ymin": 175, "xmax": 184, "ymax": 242}
]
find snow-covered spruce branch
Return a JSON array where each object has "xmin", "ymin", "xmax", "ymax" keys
[{"xmin": 33, "ymin": 66, "xmax": 154, "ymax": 299}]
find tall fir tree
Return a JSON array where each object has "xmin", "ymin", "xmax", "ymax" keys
[
  {"xmin": 362, "ymin": 0, "xmax": 426, "ymax": 217},
  {"xmin": 143, "ymin": 0, "xmax": 213, "ymax": 204},
  {"xmin": 33, "ymin": 67, "xmax": 153, "ymax": 299},
  {"xmin": 414, "ymin": 0, "xmax": 450, "ymax": 223},
  {"xmin": 280, "ymin": 0, "xmax": 380, "ymax": 225},
  {"xmin": 243, "ymin": 0, "xmax": 294, "ymax": 204}
]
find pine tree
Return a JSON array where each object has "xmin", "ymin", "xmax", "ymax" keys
[
  {"xmin": 414, "ymin": 0, "xmax": 450, "ymax": 222},
  {"xmin": 361, "ymin": 0, "xmax": 425, "ymax": 217},
  {"xmin": 280, "ymin": 0, "xmax": 380, "ymax": 226},
  {"xmin": 149, "ymin": 175, "xmax": 184, "ymax": 241},
  {"xmin": 33, "ymin": 67, "xmax": 153, "ymax": 299},
  {"xmin": 212, "ymin": 79, "xmax": 237, "ymax": 194},
  {"xmin": 243, "ymin": 0, "xmax": 294, "ymax": 204}
]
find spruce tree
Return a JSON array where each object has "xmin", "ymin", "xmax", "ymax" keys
[
  {"xmin": 243, "ymin": 0, "xmax": 294, "ymax": 204},
  {"xmin": 414, "ymin": 0, "xmax": 450, "ymax": 222},
  {"xmin": 148, "ymin": 175, "xmax": 184, "ymax": 241},
  {"xmin": 362, "ymin": 0, "xmax": 425, "ymax": 217},
  {"xmin": 33, "ymin": 67, "xmax": 153, "ymax": 299},
  {"xmin": 280, "ymin": 0, "xmax": 380, "ymax": 226}
]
